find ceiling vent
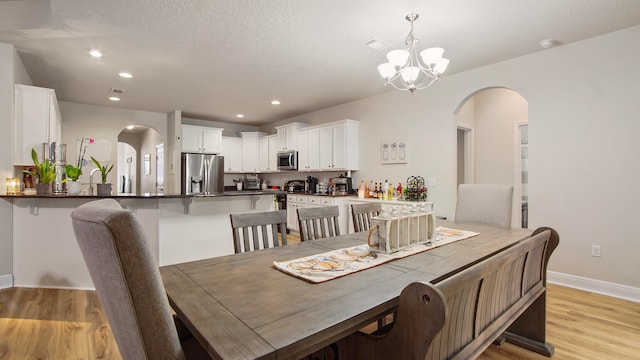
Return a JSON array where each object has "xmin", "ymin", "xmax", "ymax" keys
[{"xmin": 110, "ymin": 87, "xmax": 126, "ymax": 94}]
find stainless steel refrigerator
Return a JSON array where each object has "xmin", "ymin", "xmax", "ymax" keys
[{"xmin": 181, "ymin": 153, "xmax": 224, "ymax": 195}]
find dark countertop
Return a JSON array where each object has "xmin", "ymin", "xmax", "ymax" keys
[
  {"xmin": 0, "ymin": 189, "xmax": 286, "ymax": 199},
  {"xmin": 285, "ymin": 191, "xmax": 357, "ymax": 197}
]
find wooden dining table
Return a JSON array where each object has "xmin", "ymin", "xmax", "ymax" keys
[{"xmin": 160, "ymin": 221, "xmax": 535, "ymax": 360}]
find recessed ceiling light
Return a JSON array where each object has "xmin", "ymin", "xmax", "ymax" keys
[
  {"xmin": 109, "ymin": 96, "xmax": 121, "ymax": 101},
  {"xmin": 539, "ymin": 39, "xmax": 556, "ymax": 49},
  {"xmin": 271, "ymin": 100, "xmax": 281, "ymax": 105},
  {"xmin": 127, "ymin": 125, "xmax": 134, "ymax": 130},
  {"xmin": 89, "ymin": 49, "xmax": 103, "ymax": 58},
  {"xmin": 236, "ymin": 114, "xmax": 244, "ymax": 118},
  {"xmin": 119, "ymin": 72, "xmax": 133, "ymax": 79}
]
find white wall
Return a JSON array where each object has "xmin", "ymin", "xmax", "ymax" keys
[
  {"xmin": 0, "ymin": 44, "xmax": 15, "ymax": 279},
  {"xmin": 0, "ymin": 44, "xmax": 32, "ymax": 282},
  {"xmin": 140, "ymin": 127, "xmax": 162, "ymax": 193},
  {"xmin": 473, "ymin": 89, "xmax": 527, "ymax": 185},
  {"xmin": 60, "ymin": 101, "xmax": 169, "ymax": 190},
  {"xmin": 266, "ymin": 26, "xmax": 640, "ymax": 289}
]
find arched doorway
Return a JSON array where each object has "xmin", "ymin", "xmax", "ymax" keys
[
  {"xmin": 454, "ymin": 87, "xmax": 528, "ymax": 228},
  {"xmin": 117, "ymin": 125, "xmax": 163, "ymax": 194}
]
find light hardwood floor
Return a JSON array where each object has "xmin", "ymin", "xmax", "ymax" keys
[{"xmin": 1, "ymin": 284, "xmax": 638, "ymax": 359}]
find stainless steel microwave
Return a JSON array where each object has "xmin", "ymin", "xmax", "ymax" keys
[{"xmin": 277, "ymin": 150, "xmax": 298, "ymax": 170}]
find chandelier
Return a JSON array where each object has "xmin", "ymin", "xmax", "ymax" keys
[{"xmin": 377, "ymin": 13, "xmax": 449, "ymax": 93}]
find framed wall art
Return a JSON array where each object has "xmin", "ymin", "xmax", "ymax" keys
[{"xmin": 381, "ymin": 140, "xmax": 408, "ymax": 164}]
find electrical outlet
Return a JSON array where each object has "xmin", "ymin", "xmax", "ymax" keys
[
  {"xmin": 591, "ymin": 245, "xmax": 601, "ymax": 257},
  {"xmin": 427, "ymin": 178, "xmax": 436, "ymax": 186}
]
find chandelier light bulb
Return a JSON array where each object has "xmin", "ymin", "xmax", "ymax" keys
[
  {"xmin": 420, "ymin": 47, "xmax": 444, "ymax": 64},
  {"xmin": 376, "ymin": 14, "xmax": 449, "ymax": 93},
  {"xmin": 386, "ymin": 49, "xmax": 409, "ymax": 67},
  {"xmin": 434, "ymin": 58, "xmax": 450, "ymax": 74},
  {"xmin": 377, "ymin": 63, "xmax": 396, "ymax": 79}
]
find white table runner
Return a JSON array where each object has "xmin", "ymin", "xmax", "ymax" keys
[{"xmin": 273, "ymin": 227, "xmax": 479, "ymax": 283}]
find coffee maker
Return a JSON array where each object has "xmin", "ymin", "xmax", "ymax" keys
[
  {"xmin": 306, "ymin": 176, "xmax": 318, "ymax": 194},
  {"xmin": 330, "ymin": 176, "xmax": 353, "ymax": 196}
]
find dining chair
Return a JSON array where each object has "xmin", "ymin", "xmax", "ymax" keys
[
  {"xmin": 297, "ymin": 205, "xmax": 340, "ymax": 241},
  {"xmin": 70, "ymin": 199, "xmax": 210, "ymax": 360},
  {"xmin": 454, "ymin": 184, "xmax": 514, "ymax": 228},
  {"xmin": 230, "ymin": 209, "xmax": 288, "ymax": 253},
  {"xmin": 351, "ymin": 202, "xmax": 382, "ymax": 232}
]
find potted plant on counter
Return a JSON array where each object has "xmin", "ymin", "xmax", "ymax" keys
[
  {"xmin": 90, "ymin": 156, "xmax": 114, "ymax": 196},
  {"xmin": 23, "ymin": 148, "xmax": 56, "ymax": 195},
  {"xmin": 65, "ymin": 137, "xmax": 94, "ymax": 195}
]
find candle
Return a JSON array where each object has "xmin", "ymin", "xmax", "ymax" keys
[{"xmin": 6, "ymin": 178, "xmax": 20, "ymax": 195}]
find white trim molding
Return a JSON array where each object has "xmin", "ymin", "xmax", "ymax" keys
[
  {"xmin": 0, "ymin": 274, "xmax": 13, "ymax": 289},
  {"xmin": 548, "ymin": 271, "xmax": 640, "ymax": 303}
]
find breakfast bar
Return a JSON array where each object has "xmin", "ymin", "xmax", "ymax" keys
[{"xmin": 1, "ymin": 191, "xmax": 283, "ymax": 289}]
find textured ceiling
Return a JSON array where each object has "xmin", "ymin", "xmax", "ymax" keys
[{"xmin": 1, "ymin": 0, "xmax": 640, "ymax": 125}]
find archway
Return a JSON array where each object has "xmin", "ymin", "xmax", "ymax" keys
[
  {"xmin": 117, "ymin": 125, "xmax": 163, "ymax": 194},
  {"xmin": 454, "ymin": 87, "xmax": 528, "ymax": 228}
]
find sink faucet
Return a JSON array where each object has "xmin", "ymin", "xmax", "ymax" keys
[{"xmin": 89, "ymin": 168, "xmax": 100, "ymax": 195}]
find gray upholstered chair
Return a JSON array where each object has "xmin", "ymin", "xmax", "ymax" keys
[
  {"xmin": 70, "ymin": 199, "xmax": 210, "ymax": 360},
  {"xmin": 297, "ymin": 205, "xmax": 340, "ymax": 241},
  {"xmin": 351, "ymin": 202, "xmax": 382, "ymax": 232},
  {"xmin": 454, "ymin": 184, "xmax": 514, "ymax": 228},
  {"xmin": 230, "ymin": 210, "xmax": 288, "ymax": 253}
]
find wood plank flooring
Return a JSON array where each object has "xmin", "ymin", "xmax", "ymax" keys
[{"xmin": 1, "ymin": 280, "xmax": 638, "ymax": 359}]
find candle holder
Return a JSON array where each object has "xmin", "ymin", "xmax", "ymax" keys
[{"xmin": 6, "ymin": 178, "xmax": 20, "ymax": 195}]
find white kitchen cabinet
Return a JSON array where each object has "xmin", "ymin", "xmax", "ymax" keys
[
  {"xmin": 220, "ymin": 136, "xmax": 242, "ymax": 172},
  {"xmin": 286, "ymin": 194, "xmax": 299, "ymax": 231},
  {"xmin": 240, "ymin": 132, "xmax": 265, "ymax": 173},
  {"xmin": 276, "ymin": 122, "xmax": 308, "ymax": 151},
  {"xmin": 297, "ymin": 128, "xmax": 320, "ymax": 171},
  {"xmin": 13, "ymin": 85, "xmax": 62, "ymax": 165},
  {"xmin": 181, "ymin": 125, "xmax": 223, "ymax": 154},
  {"xmin": 285, "ymin": 194, "xmax": 350, "ymax": 233},
  {"xmin": 320, "ymin": 119, "xmax": 359, "ymax": 170},
  {"xmin": 298, "ymin": 120, "xmax": 359, "ymax": 172},
  {"xmin": 259, "ymin": 134, "xmax": 279, "ymax": 172}
]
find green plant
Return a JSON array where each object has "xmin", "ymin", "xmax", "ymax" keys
[
  {"xmin": 90, "ymin": 156, "xmax": 114, "ymax": 184},
  {"xmin": 23, "ymin": 148, "xmax": 56, "ymax": 184},
  {"xmin": 65, "ymin": 137, "xmax": 94, "ymax": 182},
  {"xmin": 64, "ymin": 164, "xmax": 81, "ymax": 182}
]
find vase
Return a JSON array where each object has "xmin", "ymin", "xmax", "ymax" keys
[
  {"xmin": 96, "ymin": 183, "xmax": 112, "ymax": 197},
  {"xmin": 36, "ymin": 183, "xmax": 51, "ymax": 195},
  {"xmin": 236, "ymin": 182, "xmax": 243, "ymax": 191},
  {"xmin": 66, "ymin": 181, "xmax": 81, "ymax": 196}
]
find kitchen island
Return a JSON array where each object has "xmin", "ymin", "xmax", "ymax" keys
[{"xmin": 1, "ymin": 191, "xmax": 283, "ymax": 289}]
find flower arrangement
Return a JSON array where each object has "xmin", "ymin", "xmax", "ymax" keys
[
  {"xmin": 90, "ymin": 156, "xmax": 114, "ymax": 184},
  {"xmin": 23, "ymin": 148, "xmax": 56, "ymax": 184},
  {"xmin": 65, "ymin": 137, "xmax": 94, "ymax": 182}
]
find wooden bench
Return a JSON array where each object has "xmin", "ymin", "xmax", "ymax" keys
[{"xmin": 337, "ymin": 227, "xmax": 559, "ymax": 360}]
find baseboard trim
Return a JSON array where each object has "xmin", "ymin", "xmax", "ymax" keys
[
  {"xmin": 0, "ymin": 274, "xmax": 14, "ymax": 289},
  {"xmin": 548, "ymin": 271, "xmax": 640, "ymax": 303}
]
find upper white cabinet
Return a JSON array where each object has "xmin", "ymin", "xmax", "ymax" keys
[
  {"xmin": 220, "ymin": 136, "xmax": 242, "ymax": 172},
  {"xmin": 298, "ymin": 119, "xmax": 359, "ymax": 171},
  {"xmin": 181, "ymin": 125, "xmax": 223, "ymax": 154},
  {"xmin": 14, "ymin": 85, "xmax": 62, "ymax": 165},
  {"xmin": 259, "ymin": 134, "xmax": 279, "ymax": 172},
  {"xmin": 298, "ymin": 127, "xmax": 320, "ymax": 171},
  {"xmin": 276, "ymin": 122, "xmax": 308, "ymax": 151},
  {"xmin": 240, "ymin": 132, "xmax": 265, "ymax": 173},
  {"xmin": 325, "ymin": 119, "xmax": 359, "ymax": 170}
]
